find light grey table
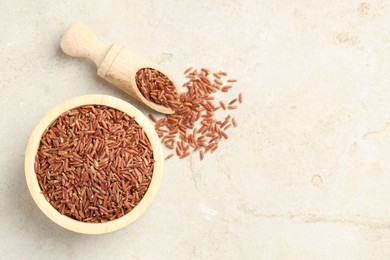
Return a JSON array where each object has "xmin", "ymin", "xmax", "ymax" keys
[{"xmin": 1, "ymin": 1, "xmax": 389, "ymax": 259}]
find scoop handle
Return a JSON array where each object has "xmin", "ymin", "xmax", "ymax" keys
[{"xmin": 60, "ymin": 22, "xmax": 110, "ymax": 68}]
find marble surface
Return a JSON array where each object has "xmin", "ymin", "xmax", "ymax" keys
[{"xmin": 1, "ymin": 0, "xmax": 390, "ymax": 259}]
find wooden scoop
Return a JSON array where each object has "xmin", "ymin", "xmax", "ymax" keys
[{"xmin": 60, "ymin": 22, "xmax": 178, "ymax": 114}]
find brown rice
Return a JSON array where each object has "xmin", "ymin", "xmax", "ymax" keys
[{"xmin": 34, "ymin": 105, "xmax": 154, "ymax": 223}]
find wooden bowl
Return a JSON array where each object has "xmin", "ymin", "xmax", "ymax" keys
[{"xmin": 24, "ymin": 94, "xmax": 163, "ymax": 234}]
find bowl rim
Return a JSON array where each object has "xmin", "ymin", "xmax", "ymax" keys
[{"xmin": 24, "ymin": 94, "xmax": 163, "ymax": 234}]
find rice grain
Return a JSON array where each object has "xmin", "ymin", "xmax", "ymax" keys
[
  {"xmin": 35, "ymin": 105, "xmax": 154, "ymax": 223},
  {"xmin": 148, "ymin": 67, "xmax": 242, "ymax": 161}
]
